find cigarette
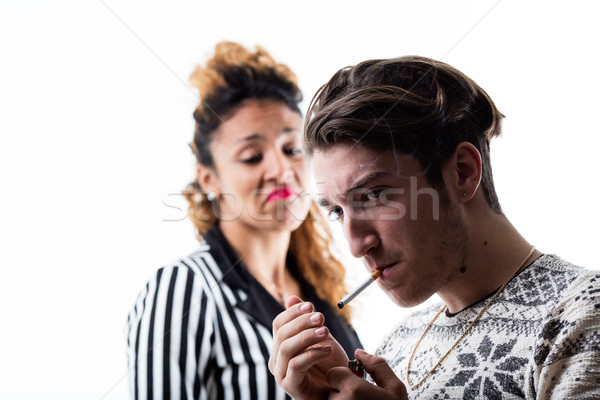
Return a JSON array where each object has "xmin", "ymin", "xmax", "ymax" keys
[{"xmin": 337, "ymin": 270, "xmax": 382, "ymax": 309}]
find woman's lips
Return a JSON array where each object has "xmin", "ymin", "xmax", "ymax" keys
[{"xmin": 266, "ymin": 187, "xmax": 298, "ymax": 202}]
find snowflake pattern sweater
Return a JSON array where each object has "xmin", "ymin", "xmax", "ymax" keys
[{"xmin": 374, "ymin": 254, "xmax": 600, "ymax": 399}]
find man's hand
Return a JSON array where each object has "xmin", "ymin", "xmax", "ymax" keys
[
  {"xmin": 268, "ymin": 296, "xmax": 349, "ymax": 400},
  {"xmin": 327, "ymin": 349, "xmax": 408, "ymax": 400}
]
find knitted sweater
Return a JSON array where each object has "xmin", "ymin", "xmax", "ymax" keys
[{"xmin": 375, "ymin": 255, "xmax": 600, "ymax": 399}]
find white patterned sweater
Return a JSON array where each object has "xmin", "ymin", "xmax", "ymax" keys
[{"xmin": 374, "ymin": 255, "xmax": 600, "ymax": 399}]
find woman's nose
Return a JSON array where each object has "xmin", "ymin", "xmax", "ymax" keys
[{"xmin": 264, "ymin": 150, "xmax": 293, "ymax": 182}]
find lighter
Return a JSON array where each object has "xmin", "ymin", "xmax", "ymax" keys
[{"xmin": 348, "ymin": 359, "xmax": 365, "ymax": 378}]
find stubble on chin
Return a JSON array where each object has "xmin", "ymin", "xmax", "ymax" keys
[{"xmin": 383, "ymin": 203, "xmax": 469, "ymax": 308}]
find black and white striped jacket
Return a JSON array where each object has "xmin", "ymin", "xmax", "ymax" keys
[{"xmin": 125, "ymin": 225, "xmax": 362, "ymax": 400}]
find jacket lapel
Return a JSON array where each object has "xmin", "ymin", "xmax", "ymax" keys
[{"xmin": 204, "ymin": 225, "xmax": 284, "ymax": 329}]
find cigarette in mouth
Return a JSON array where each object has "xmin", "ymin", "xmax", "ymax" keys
[{"xmin": 337, "ymin": 269, "xmax": 382, "ymax": 309}]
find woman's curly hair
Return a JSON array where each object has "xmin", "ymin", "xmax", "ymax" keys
[{"xmin": 183, "ymin": 41, "xmax": 352, "ymax": 321}]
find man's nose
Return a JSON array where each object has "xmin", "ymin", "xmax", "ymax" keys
[{"xmin": 343, "ymin": 213, "xmax": 380, "ymax": 258}]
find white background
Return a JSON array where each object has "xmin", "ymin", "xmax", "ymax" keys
[{"xmin": 1, "ymin": 0, "xmax": 599, "ymax": 398}]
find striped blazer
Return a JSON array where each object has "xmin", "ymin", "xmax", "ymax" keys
[{"xmin": 125, "ymin": 225, "xmax": 362, "ymax": 400}]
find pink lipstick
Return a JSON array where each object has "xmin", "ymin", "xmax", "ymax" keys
[{"xmin": 266, "ymin": 187, "xmax": 297, "ymax": 202}]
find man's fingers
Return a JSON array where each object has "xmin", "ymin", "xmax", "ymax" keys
[
  {"xmin": 326, "ymin": 352, "xmax": 408, "ymax": 400},
  {"xmin": 272, "ymin": 325, "xmax": 331, "ymax": 380},
  {"xmin": 355, "ymin": 349, "xmax": 406, "ymax": 393},
  {"xmin": 274, "ymin": 344, "xmax": 333, "ymax": 393},
  {"xmin": 278, "ymin": 346, "xmax": 332, "ymax": 398},
  {"xmin": 272, "ymin": 300, "xmax": 313, "ymax": 333},
  {"xmin": 270, "ymin": 300, "xmax": 316, "ymax": 372},
  {"xmin": 326, "ymin": 366, "xmax": 362, "ymax": 393},
  {"xmin": 288, "ymin": 345, "xmax": 333, "ymax": 376},
  {"xmin": 272, "ymin": 304, "xmax": 326, "ymax": 360},
  {"xmin": 285, "ymin": 295, "xmax": 303, "ymax": 308}
]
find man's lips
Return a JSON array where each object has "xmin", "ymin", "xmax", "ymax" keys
[
  {"xmin": 370, "ymin": 263, "xmax": 397, "ymax": 279},
  {"xmin": 370, "ymin": 262, "xmax": 394, "ymax": 272},
  {"xmin": 266, "ymin": 187, "xmax": 298, "ymax": 202}
]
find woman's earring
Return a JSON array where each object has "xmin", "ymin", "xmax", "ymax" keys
[
  {"xmin": 207, "ymin": 192, "xmax": 216, "ymax": 201},
  {"xmin": 462, "ymin": 192, "xmax": 467, "ymax": 198}
]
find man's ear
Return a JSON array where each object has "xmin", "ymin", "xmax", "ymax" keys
[
  {"xmin": 196, "ymin": 163, "xmax": 219, "ymax": 196},
  {"xmin": 444, "ymin": 142, "xmax": 482, "ymax": 202}
]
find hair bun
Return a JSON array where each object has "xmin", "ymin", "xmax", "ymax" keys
[{"xmin": 189, "ymin": 41, "xmax": 298, "ymax": 106}]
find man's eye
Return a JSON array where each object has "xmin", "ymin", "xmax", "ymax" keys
[
  {"xmin": 327, "ymin": 207, "xmax": 343, "ymax": 221},
  {"xmin": 366, "ymin": 189, "xmax": 383, "ymax": 201}
]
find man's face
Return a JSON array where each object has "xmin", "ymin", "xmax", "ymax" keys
[{"xmin": 312, "ymin": 144, "xmax": 467, "ymax": 307}]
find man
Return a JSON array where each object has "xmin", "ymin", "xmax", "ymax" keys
[{"xmin": 268, "ymin": 56, "xmax": 600, "ymax": 399}]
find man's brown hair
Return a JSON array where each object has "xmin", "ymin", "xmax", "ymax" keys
[{"xmin": 305, "ymin": 56, "xmax": 505, "ymax": 213}]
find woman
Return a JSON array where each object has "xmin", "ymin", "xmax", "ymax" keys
[{"xmin": 125, "ymin": 41, "xmax": 361, "ymax": 400}]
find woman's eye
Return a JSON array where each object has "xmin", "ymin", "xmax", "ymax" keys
[
  {"xmin": 284, "ymin": 147, "xmax": 303, "ymax": 157},
  {"xmin": 327, "ymin": 207, "xmax": 343, "ymax": 221},
  {"xmin": 241, "ymin": 154, "xmax": 263, "ymax": 164}
]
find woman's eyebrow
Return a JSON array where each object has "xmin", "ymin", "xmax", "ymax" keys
[{"xmin": 237, "ymin": 133, "xmax": 264, "ymax": 143}]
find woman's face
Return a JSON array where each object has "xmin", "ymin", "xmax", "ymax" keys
[{"xmin": 198, "ymin": 100, "xmax": 311, "ymax": 233}]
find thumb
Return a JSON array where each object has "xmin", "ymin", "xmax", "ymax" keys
[
  {"xmin": 355, "ymin": 349, "xmax": 406, "ymax": 391},
  {"xmin": 284, "ymin": 295, "xmax": 304, "ymax": 309}
]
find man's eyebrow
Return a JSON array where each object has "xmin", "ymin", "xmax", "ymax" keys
[
  {"xmin": 317, "ymin": 171, "xmax": 391, "ymax": 208},
  {"xmin": 317, "ymin": 197, "xmax": 331, "ymax": 207},
  {"xmin": 346, "ymin": 171, "xmax": 390, "ymax": 195}
]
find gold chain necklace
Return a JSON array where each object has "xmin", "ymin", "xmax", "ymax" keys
[{"xmin": 406, "ymin": 245, "xmax": 536, "ymax": 390}]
